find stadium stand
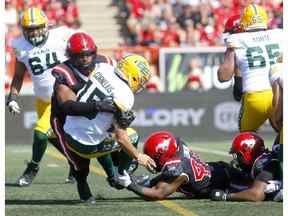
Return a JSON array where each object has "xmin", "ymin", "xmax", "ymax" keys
[{"xmin": 5, "ymin": 0, "xmax": 283, "ymax": 93}]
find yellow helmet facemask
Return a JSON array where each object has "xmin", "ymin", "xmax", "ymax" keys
[
  {"xmin": 20, "ymin": 7, "xmax": 49, "ymax": 46},
  {"xmin": 240, "ymin": 4, "xmax": 268, "ymax": 31},
  {"xmin": 116, "ymin": 54, "xmax": 151, "ymax": 93}
]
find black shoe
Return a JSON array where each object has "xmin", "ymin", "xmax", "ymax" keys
[
  {"xmin": 130, "ymin": 174, "xmax": 150, "ymax": 186},
  {"xmin": 81, "ymin": 196, "xmax": 96, "ymax": 205},
  {"xmin": 127, "ymin": 159, "xmax": 139, "ymax": 174},
  {"xmin": 106, "ymin": 176, "xmax": 125, "ymax": 190},
  {"xmin": 65, "ymin": 169, "xmax": 76, "ymax": 184},
  {"xmin": 16, "ymin": 162, "xmax": 39, "ymax": 187}
]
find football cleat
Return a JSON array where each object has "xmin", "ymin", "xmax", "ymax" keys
[
  {"xmin": 16, "ymin": 162, "xmax": 39, "ymax": 187},
  {"xmin": 106, "ymin": 175, "xmax": 125, "ymax": 190},
  {"xmin": 81, "ymin": 196, "xmax": 96, "ymax": 205},
  {"xmin": 65, "ymin": 168, "xmax": 76, "ymax": 184},
  {"xmin": 130, "ymin": 174, "xmax": 150, "ymax": 187},
  {"xmin": 127, "ymin": 159, "xmax": 139, "ymax": 174}
]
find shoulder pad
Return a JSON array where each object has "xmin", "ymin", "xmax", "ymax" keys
[
  {"xmin": 162, "ymin": 158, "xmax": 184, "ymax": 180},
  {"xmin": 52, "ymin": 63, "xmax": 77, "ymax": 86},
  {"xmin": 252, "ymin": 152, "xmax": 279, "ymax": 178},
  {"xmin": 95, "ymin": 54, "xmax": 115, "ymax": 66},
  {"xmin": 226, "ymin": 33, "xmax": 242, "ymax": 49}
]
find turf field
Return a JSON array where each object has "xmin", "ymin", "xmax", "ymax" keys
[{"xmin": 6, "ymin": 141, "xmax": 282, "ymax": 216}]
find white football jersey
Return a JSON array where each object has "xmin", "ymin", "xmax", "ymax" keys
[
  {"xmin": 226, "ymin": 29, "xmax": 283, "ymax": 92},
  {"xmin": 12, "ymin": 26, "xmax": 74, "ymax": 101},
  {"xmin": 64, "ymin": 63, "xmax": 134, "ymax": 146},
  {"xmin": 269, "ymin": 63, "xmax": 283, "ymax": 88}
]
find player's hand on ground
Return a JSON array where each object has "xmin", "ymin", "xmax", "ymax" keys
[
  {"xmin": 137, "ymin": 153, "xmax": 156, "ymax": 173},
  {"xmin": 210, "ymin": 189, "xmax": 230, "ymax": 201},
  {"xmin": 7, "ymin": 94, "xmax": 21, "ymax": 115}
]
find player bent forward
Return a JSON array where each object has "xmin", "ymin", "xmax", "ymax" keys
[{"xmin": 52, "ymin": 53, "xmax": 156, "ymax": 203}]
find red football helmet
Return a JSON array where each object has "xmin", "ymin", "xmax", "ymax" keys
[
  {"xmin": 230, "ymin": 132, "xmax": 265, "ymax": 167},
  {"xmin": 143, "ymin": 131, "xmax": 178, "ymax": 171},
  {"xmin": 66, "ymin": 32, "xmax": 97, "ymax": 75},
  {"xmin": 224, "ymin": 15, "xmax": 242, "ymax": 34}
]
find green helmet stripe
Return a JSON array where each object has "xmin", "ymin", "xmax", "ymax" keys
[
  {"xmin": 29, "ymin": 8, "xmax": 34, "ymax": 24},
  {"xmin": 252, "ymin": 4, "xmax": 258, "ymax": 15}
]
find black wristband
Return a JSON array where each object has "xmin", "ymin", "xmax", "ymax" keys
[
  {"xmin": 127, "ymin": 182, "xmax": 145, "ymax": 197},
  {"xmin": 8, "ymin": 93, "xmax": 17, "ymax": 101},
  {"xmin": 7, "ymin": 93, "xmax": 18, "ymax": 105}
]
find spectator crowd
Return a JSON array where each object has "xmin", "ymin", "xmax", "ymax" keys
[
  {"xmin": 5, "ymin": 0, "xmax": 81, "ymax": 91},
  {"xmin": 116, "ymin": 0, "xmax": 283, "ymax": 47}
]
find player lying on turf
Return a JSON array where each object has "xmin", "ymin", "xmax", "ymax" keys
[
  {"xmin": 210, "ymin": 132, "xmax": 282, "ymax": 202},
  {"xmin": 114, "ymin": 131, "xmax": 252, "ymax": 200}
]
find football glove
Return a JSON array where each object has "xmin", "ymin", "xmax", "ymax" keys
[
  {"xmin": 114, "ymin": 170, "xmax": 132, "ymax": 188},
  {"xmin": 7, "ymin": 93, "xmax": 21, "ymax": 115},
  {"xmin": 264, "ymin": 180, "xmax": 282, "ymax": 194},
  {"xmin": 210, "ymin": 189, "xmax": 231, "ymax": 201},
  {"xmin": 115, "ymin": 110, "xmax": 135, "ymax": 129}
]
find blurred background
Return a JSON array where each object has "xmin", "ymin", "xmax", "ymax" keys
[{"xmin": 5, "ymin": 0, "xmax": 283, "ymax": 144}]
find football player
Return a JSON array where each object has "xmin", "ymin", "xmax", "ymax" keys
[
  {"xmin": 218, "ymin": 4, "xmax": 283, "ymax": 132},
  {"xmin": 114, "ymin": 131, "xmax": 251, "ymax": 200},
  {"xmin": 210, "ymin": 132, "xmax": 282, "ymax": 202},
  {"xmin": 7, "ymin": 8, "xmax": 115, "ymax": 187},
  {"xmin": 50, "ymin": 38, "xmax": 156, "ymax": 203},
  {"xmin": 7, "ymin": 7, "xmax": 75, "ymax": 186},
  {"xmin": 269, "ymin": 56, "xmax": 283, "ymax": 182},
  {"xmin": 222, "ymin": 14, "xmax": 243, "ymax": 102}
]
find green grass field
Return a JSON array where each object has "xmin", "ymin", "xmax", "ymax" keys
[{"xmin": 6, "ymin": 141, "xmax": 282, "ymax": 216}]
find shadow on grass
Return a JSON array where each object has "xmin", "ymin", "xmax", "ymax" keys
[
  {"xmin": 6, "ymin": 196, "xmax": 203, "ymax": 205},
  {"xmin": 5, "ymin": 182, "xmax": 74, "ymax": 187}
]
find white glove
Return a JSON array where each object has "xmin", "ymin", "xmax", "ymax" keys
[
  {"xmin": 116, "ymin": 170, "xmax": 132, "ymax": 188},
  {"xmin": 264, "ymin": 180, "xmax": 282, "ymax": 194},
  {"xmin": 7, "ymin": 100, "xmax": 21, "ymax": 114}
]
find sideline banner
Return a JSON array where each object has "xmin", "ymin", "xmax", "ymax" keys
[
  {"xmin": 5, "ymin": 90, "xmax": 275, "ymax": 144},
  {"xmin": 159, "ymin": 47, "xmax": 233, "ymax": 92}
]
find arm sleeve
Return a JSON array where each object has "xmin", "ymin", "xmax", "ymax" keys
[
  {"xmin": 59, "ymin": 100, "xmax": 98, "ymax": 116},
  {"xmin": 255, "ymin": 160, "xmax": 279, "ymax": 182},
  {"xmin": 233, "ymin": 76, "xmax": 242, "ymax": 101}
]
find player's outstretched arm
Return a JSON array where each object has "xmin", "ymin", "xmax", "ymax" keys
[
  {"xmin": 229, "ymin": 180, "xmax": 266, "ymax": 201},
  {"xmin": 218, "ymin": 48, "xmax": 235, "ymax": 82},
  {"xmin": 7, "ymin": 60, "xmax": 26, "ymax": 114},
  {"xmin": 127, "ymin": 174, "xmax": 187, "ymax": 201},
  {"xmin": 211, "ymin": 180, "xmax": 266, "ymax": 202},
  {"xmin": 55, "ymin": 83, "xmax": 117, "ymax": 116}
]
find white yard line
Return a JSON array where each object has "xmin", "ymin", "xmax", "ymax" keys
[{"xmin": 191, "ymin": 146, "xmax": 231, "ymax": 157}]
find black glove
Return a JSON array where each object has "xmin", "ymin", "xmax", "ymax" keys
[
  {"xmin": 95, "ymin": 97, "xmax": 117, "ymax": 113},
  {"xmin": 233, "ymin": 76, "xmax": 242, "ymax": 102},
  {"xmin": 210, "ymin": 189, "xmax": 231, "ymax": 201},
  {"xmin": 115, "ymin": 110, "xmax": 135, "ymax": 128}
]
